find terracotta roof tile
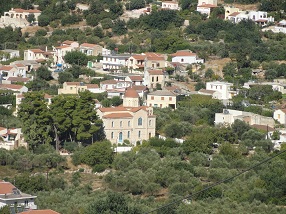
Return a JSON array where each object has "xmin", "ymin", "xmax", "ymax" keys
[
  {"xmin": 55, "ymin": 45, "xmax": 70, "ymax": 49},
  {"xmin": 62, "ymin": 40, "xmax": 76, "ymax": 45},
  {"xmin": 100, "ymin": 79, "xmax": 117, "ymax": 84},
  {"xmin": 128, "ymin": 76, "xmax": 143, "ymax": 81},
  {"xmin": 103, "ymin": 112, "xmax": 133, "ymax": 119},
  {"xmin": 0, "ymin": 66, "xmax": 14, "ymax": 71},
  {"xmin": 30, "ymin": 49, "xmax": 44, "ymax": 53},
  {"xmin": 131, "ymin": 55, "xmax": 146, "ymax": 60},
  {"xmin": 228, "ymin": 12, "xmax": 240, "ymax": 17},
  {"xmin": 7, "ymin": 77, "xmax": 30, "ymax": 82},
  {"xmin": 197, "ymin": 4, "xmax": 217, "ymax": 8},
  {"xmin": 148, "ymin": 69, "xmax": 163, "ymax": 75},
  {"xmin": 86, "ymin": 84, "xmax": 99, "ymax": 89},
  {"xmin": 13, "ymin": 8, "xmax": 41, "ymax": 13},
  {"xmin": 0, "ymin": 181, "xmax": 16, "ymax": 194},
  {"xmin": 0, "ymin": 84, "xmax": 24, "ymax": 90},
  {"xmin": 171, "ymin": 50, "xmax": 197, "ymax": 57},
  {"xmin": 80, "ymin": 43, "xmax": 98, "ymax": 48},
  {"xmin": 124, "ymin": 87, "xmax": 139, "ymax": 98}
]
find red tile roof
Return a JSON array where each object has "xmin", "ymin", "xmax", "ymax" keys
[
  {"xmin": 55, "ymin": 45, "xmax": 70, "ymax": 49},
  {"xmin": 124, "ymin": 87, "xmax": 139, "ymax": 98},
  {"xmin": 7, "ymin": 77, "xmax": 30, "ymax": 82},
  {"xmin": 98, "ymin": 106, "xmax": 127, "ymax": 112},
  {"xmin": 80, "ymin": 43, "xmax": 98, "ymax": 48},
  {"xmin": 100, "ymin": 79, "xmax": 117, "ymax": 85},
  {"xmin": 0, "ymin": 84, "xmax": 24, "ymax": 90},
  {"xmin": 148, "ymin": 69, "xmax": 163, "ymax": 75},
  {"xmin": 131, "ymin": 54, "xmax": 146, "ymax": 60},
  {"xmin": 103, "ymin": 113, "xmax": 133, "ymax": 119},
  {"xmin": 0, "ymin": 127, "xmax": 6, "ymax": 131},
  {"xmin": 171, "ymin": 50, "xmax": 196, "ymax": 57},
  {"xmin": 197, "ymin": 4, "xmax": 217, "ymax": 8},
  {"xmin": 128, "ymin": 76, "xmax": 143, "ymax": 81},
  {"xmin": 30, "ymin": 49, "xmax": 44, "ymax": 53},
  {"xmin": 228, "ymin": 12, "xmax": 240, "ymax": 17},
  {"xmin": 0, "ymin": 66, "xmax": 14, "ymax": 71},
  {"xmin": 62, "ymin": 40, "xmax": 77, "ymax": 45},
  {"xmin": 15, "ymin": 64, "xmax": 25, "ymax": 67},
  {"xmin": 12, "ymin": 8, "xmax": 41, "ymax": 13},
  {"xmin": 0, "ymin": 181, "xmax": 16, "ymax": 194},
  {"xmin": 20, "ymin": 210, "xmax": 60, "ymax": 214},
  {"xmin": 86, "ymin": 84, "xmax": 99, "ymax": 89},
  {"xmin": 65, "ymin": 82, "xmax": 85, "ymax": 86}
]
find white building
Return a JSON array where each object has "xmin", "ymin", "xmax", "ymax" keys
[
  {"xmin": 0, "ymin": 64, "xmax": 26, "ymax": 80},
  {"xmin": 161, "ymin": 1, "xmax": 180, "ymax": 10},
  {"xmin": 171, "ymin": 50, "xmax": 204, "ymax": 65},
  {"xmin": 0, "ymin": 127, "xmax": 26, "ymax": 150},
  {"xmin": 274, "ymin": 109, "xmax": 286, "ymax": 125},
  {"xmin": 205, "ymin": 81, "xmax": 234, "ymax": 100},
  {"xmin": 0, "ymin": 84, "xmax": 28, "ymax": 94},
  {"xmin": 0, "ymin": 181, "xmax": 37, "ymax": 211},
  {"xmin": 215, "ymin": 109, "xmax": 275, "ymax": 128},
  {"xmin": 24, "ymin": 49, "xmax": 48, "ymax": 61},
  {"xmin": 227, "ymin": 10, "xmax": 274, "ymax": 26},
  {"xmin": 243, "ymin": 81, "xmax": 286, "ymax": 94},
  {"xmin": 196, "ymin": 0, "xmax": 217, "ymax": 16},
  {"xmin": 0, "ymin": 8, "xmax": 41, "ymax": 28},
  {"xmin": 102, "ymin": 54, "xmax": 130, "ymax": 71},
  {"xmin": 0, "ymin": 49, "xmax": 20, "ymax": 61}
]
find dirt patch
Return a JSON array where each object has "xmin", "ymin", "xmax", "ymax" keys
[
  {"xmin": 205, "ymin": 57, "xmax": 232, "ymax": 77},
  {"xmin": 219, "ymin": 0, "xmax": 259, "ymax": 11}
]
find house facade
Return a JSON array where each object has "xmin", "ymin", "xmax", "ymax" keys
[
  {"xmin": 161, "ymin": 1, "xmax": 180, "ymax": 10},
  {"xmin": 102, "ymin": 54, "xmax": 130, "ymax": 71},
  {"xmin": 0, "ymin": 84, "xmax": 28, "ymax": 94},
  {"xmin": 274, "ymin": 109, "xmax": 286, "ymax": 125},
  {"xmin": 227, "ymin": 10, "xmax": 274, "ymax": 26},
  {"xmin": 0, "ymin": 127, "xmax": 26, "ymax": 150},
  {"xmin": 127, "ymin": 52, "xmax": 167, "ymax": 72},
  {"xmin": 97, "ymin": 88, "xmax": 156, "ymax": 145},
  {"xmin": 196, "ymin": 0, "xmax": 217, "ymax": 16},
  {"xmin": 171, "ymin": 50, "xmax": 204, "ymax": 65},
  {"xmin": 0, "ymin": 49, "xmax": 20, "ymax": 61},
  {"xmin": 0, "ymin": 180, "xmax": 37, "ymax": 211},
  {"xmin": 24, "ymin": 49, "xmax": 47, "ymax": 61},
  {"xmin": 58, "ymin": 82, "xmax": 101, "ymax": 95},
  {"xmin": 146, "ymin": 90, "xmax": 177, "ymax": 109},
  {"xmin": 215, "ymin": 109, "xmax": 275, "ymax": 128},
  {"xmin": 144, "ymin": 69, "xmax": 166, "ymax": 88},
  {"xmin": 0, "ymin": 8, "xmax": 41, "ymax": 28},
  {"xmin": 205, "ymin": 81, "xmax": 234, "ymax": 100},
  {"xmin": 0, "ymin": 64, "xmax": 26, "ymax": 80},
  {"xmin": 80, "ymin": 43, "xmax": 102, "ymax": 56}
]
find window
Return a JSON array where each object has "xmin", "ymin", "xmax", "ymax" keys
[
  {"xmin": 128, "ymin": 121, "xmax": 130, "ymax": 127},
  {"xmin": 161, "ymin": 97, "xmax": 164, "ymax": 100},
  {"xmin": 138, "ymin": 131, "xmax": 141, "ymax": 138},
  {"xmin": 112, "ymin": 121, "xmax": 114, "ymax": 127},
  {"xmin": 169, "ymin": 97, "xmax": 172, "ymax": 101},
  {"xmin": 70, "ymin": 87, "xmax": 73, "ymax": 90},
  {"xmin": 181, "ymin": 58, "xmax": 184, "ymax": 62},
  {"xmin": 149, "ymin": 120, "xmax": 151, "ymax": 126},
  {"xmin": 278, "ymin": 114, "xmax": 281, "ymax": 119},
  {"xmin": 138, "ymin": 117, "xmax": 142, "ymax": 126},
  {"xmin": 152, "ymin": 77, "xmax": 154, "ymax": 82},
  {"xmin": 156, "ymin": 76, "xmax": 159, "ymax": 82},
  {"xmin": 128, "ymin": 131, "xmax": 130, "ymax": 138},
  {"xmin": 111, "ymin": 132, "xmax": 114, "ymax": 139},
  {"xmin": 151, "ymin": 96, "xmax": 154, "ymax": 100},
  {"xmin": 120, "ymin": 121, "xmax": 122, "ymax": 127},
  {"xmin": 157, "ymin": 63, "xmax": 160, "ymax": 67},
  {"xmin": 160, "ymin": 104, "xmax": 162, "ymax": 108}
]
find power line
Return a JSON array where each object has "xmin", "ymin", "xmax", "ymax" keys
[{"xmin": 145, "ymin": 149, "xmax": 286, "ymax": 214}]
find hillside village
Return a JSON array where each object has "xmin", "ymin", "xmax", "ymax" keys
[{"xmin": 1, "ymin": 0, "xmax": 286, "ymax": 213}]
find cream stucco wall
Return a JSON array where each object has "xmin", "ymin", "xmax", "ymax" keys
[{"xmin": 147, "ymin": 94, "xmax": 177, "ymax": 109}]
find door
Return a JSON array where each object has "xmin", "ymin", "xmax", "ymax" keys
[{"xmin": 118, "ymin": 132, "xmax": 123, "ymax": 143}]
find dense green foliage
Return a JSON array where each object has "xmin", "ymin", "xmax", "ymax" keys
[{"xmin": 18, "ymin": 91, "xmax": 104, "ymax": 151}]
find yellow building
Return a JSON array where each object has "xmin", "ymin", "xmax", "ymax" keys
[
  {"xmin": 146, "ymin": 90, "xmax": 177, "ymax": 109},
  {"xmin": 58, "ymin": 82, "xmax": 100, "ymax": 95},
  {"xmin": 97, "ymin": 87, "xmax": 156, "ymax": 145}
]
